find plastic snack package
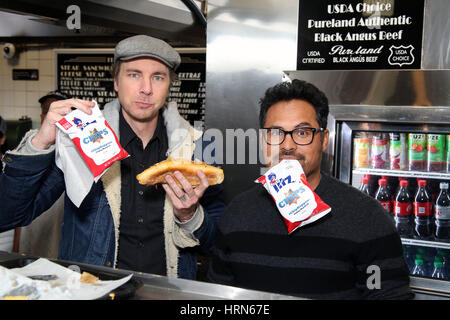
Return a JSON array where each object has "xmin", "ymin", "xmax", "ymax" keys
[
  {"xmin": 56, "ymin": 100, "xmax": 129, "ymax": 180},
  {"xmin": 256, "ymin": 159, "xmax": 331, "ymax": 234}
]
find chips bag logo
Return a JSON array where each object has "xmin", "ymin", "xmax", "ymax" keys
[
  {"xmin": 72, "ymin": 117, "xmax": 97, "ymax": 131},
  {"xmin": 268, "ymin": 173, "xmax": 277, "ymax": 184},
  {"xmin": 271, "ymin": 175, "xmax": 294, "ymax": 193},
  {"xmin": 388, "ymin": 45, "xmax": 414, "ymax": 67},
  {"xmin": 278, "ymin": 187, "xmax": 306, "ymax": 209},
  {"xmin": 82, "ymin": 128, "xmax": 109, "ymax": 144}
]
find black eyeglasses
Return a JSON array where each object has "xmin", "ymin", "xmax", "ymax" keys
[{"xmin": 262, "ymin": 127, "xmax": 325, "ymax": 146}]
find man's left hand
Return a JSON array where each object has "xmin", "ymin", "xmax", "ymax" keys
[{"xmin": 162, "ymin": 170, "xmax": 209, "ymax": 222}]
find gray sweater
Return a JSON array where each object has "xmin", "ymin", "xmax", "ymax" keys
[{"xmin": 208, "ymin": 173, "xmax": 414, "ymax": 300}]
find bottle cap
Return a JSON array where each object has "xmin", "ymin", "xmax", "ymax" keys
[
  {"xmin": 400, "ymin": 180, "xmax": 409, "ymax": 187},
  {"xmin": 440, "ymin": 182, "xmax": 449, "ymax": 189},
  {"xmin": 434, "ymin": 261, "xmax": 443, "ymax": 268},
  {"xmin": 361, "ymin": 177, "xmax": 369, "ymax": 184},
  {"xmin": 378, "ymin": 179, "xmax": 387, "ymax": 186},
  {"xmin": 418, "ymin": 180, "xmax": 427, "ymax": 187},
  {"xmin": 414, "ymin": 258, "xmax": 424, "ymax": 265}
]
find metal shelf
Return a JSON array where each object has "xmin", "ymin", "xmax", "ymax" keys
[
  {"xmin": 401, "ymin": 238, "xmax": 450, "ymax": 250},
  {"xmin": 353, "ymin": 168, "xmax": 450, "ymax": 180}
]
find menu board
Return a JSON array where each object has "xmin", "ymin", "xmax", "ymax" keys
[
  {"xmin": 56, "ymin": 50, "xmax": 116, "ymax": 108},
  {"xmin": 169, "ymin": 52, "xmax": 206, "ymax": 125},
  {"xmin": 56, "ymin": 49, "xmax": 205, "ymax": 125},
  {"xmin": 297, "ymin": 0, "xmax": 425, "ymax": 70}
]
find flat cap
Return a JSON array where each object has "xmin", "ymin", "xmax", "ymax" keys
[
  {"xmin": 38, "ymin": 90, "xmax": 69, "ymax": 104},
  {"xmin": 114, "ymin": 35, "xmax": 181, "ymax": 71}
]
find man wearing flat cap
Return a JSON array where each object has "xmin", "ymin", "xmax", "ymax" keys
[{"xmin": 0, "ymin": 35, "xmax": 225, "ymax": 279}]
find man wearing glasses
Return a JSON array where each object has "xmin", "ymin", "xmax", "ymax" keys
[{"xmin": 207, "ymin": 79, "xmax": 413, "ymax": 300}]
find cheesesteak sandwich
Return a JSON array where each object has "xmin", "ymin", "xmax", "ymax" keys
[{"xmin": 136, "ymin": 158, "xmax": 224, "ymax": 187}]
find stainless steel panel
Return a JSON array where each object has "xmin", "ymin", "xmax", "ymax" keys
[
  {"xmin": 422, "ymin": 0, "xmax": 450, "ymax": 69},
  {"xmin": 206, "ymin": 0, "xmax": 298, "ymax": 202},
  {"xmin": 284, "ymin": 70, "xmax": 450, "ymax": 107}
]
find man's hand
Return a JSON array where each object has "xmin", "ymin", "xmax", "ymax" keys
[
  {"xmin": 162, "ymin": 170, "xmax": 209, "ymax": 222},
  {"xmin": 32, "ymin": 99, "xmax": 94, "ymax": 150}
]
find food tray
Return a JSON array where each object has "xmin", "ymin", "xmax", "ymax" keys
[{"xmin": 0, "ymin": 257, "xmax": 142, "ymax": 300}]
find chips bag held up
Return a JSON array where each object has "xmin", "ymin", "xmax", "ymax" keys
[
  {"xmin": 56, "ymin": 101, "xmax": 129, "ymax": 180},
  {"xmin": 256, "ymin": 159, "xmax": 331, "ymax": 234}
]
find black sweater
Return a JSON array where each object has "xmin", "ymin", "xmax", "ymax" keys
[{"xmin": 207, "ymin": 173, "xmax": 414, "ymax": 300}]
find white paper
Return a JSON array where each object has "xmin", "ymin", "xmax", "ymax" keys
[
  {"xmin": 0, "ymin": 258, "xmax": 132, "ymax": 300},
  {"xmin": 55, "ymin": 131, "xmax": 95, "ymax": 207}
]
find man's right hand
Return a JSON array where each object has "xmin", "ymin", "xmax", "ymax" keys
[{"xmin": 32, "ymin": 99, "xmax": 95, "ymax": 150}]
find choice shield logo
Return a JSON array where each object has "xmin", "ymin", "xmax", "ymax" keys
[{"xmin": 388, "ymin": 45, "xmax": 414, "ymax": 67}]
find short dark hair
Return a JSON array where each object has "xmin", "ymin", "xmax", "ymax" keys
[{"xmin": 259, "ymin": 79, "xmax": 329, "ymax": 129}]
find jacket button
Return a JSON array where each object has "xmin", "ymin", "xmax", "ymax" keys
[
  {"xmin": 5, "ymin": 157, "xmax": 13, "ymax": 163},
  {"xmin": 106, "ymin": 261, "xmax": 111, "ymax": 267}
]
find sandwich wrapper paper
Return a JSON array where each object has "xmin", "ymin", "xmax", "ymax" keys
[
  {"xmin": 256, "ymin": 159, "xmax": 332, "ymax": 234},
  {"xmin": 55, "ymin": 101, "xmax": 129, "ymax": 207},
  {"xmin": 55, "ymin": 131, "xmax": 95, "ymax": 208},
  {"xmin": 0, "ymin": 258, "xmax": 132, "ymax": 300}
]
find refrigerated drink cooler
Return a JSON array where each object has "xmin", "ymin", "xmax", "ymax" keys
[{"xmin": 285, "ymin": 69, "xmax": 450, "ymax": 299}]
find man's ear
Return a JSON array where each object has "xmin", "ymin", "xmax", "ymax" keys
[{"xmin": 321, "ymin": 129, "xmax": 329, "ymax": 152}]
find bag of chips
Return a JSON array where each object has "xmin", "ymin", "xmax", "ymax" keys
[
  {"xmin": 56, "ymin": 100, "xmax": 129, "ymax": 180},
  {"xmin": 256, "ymin": 159, "xmax": 331, "ymax": 234}
]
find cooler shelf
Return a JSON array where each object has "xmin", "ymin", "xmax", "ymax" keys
[
  {"xmin": 401, "ymin": 238, "xmax": 450, "ymax": 250},
  {"xmin": 353, "ymin": 168, "xmax": 450, "ymax": 180}
]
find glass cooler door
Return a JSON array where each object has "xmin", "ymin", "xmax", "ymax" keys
[{"xmin": 337, "ymin": 120, "xmax": 450, "ymax": 294}]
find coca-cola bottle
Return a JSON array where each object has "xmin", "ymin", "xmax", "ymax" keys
[
  {"xmin": 359, "ymin": 177, "xmax": 371, "ymax": 197},
  {"xmin": 375, "ymin": 178, "xmax": 392, "ymax": 214},
  {"xmin": 393, "ymin": 180, "xmax": 413, "ymax": 237},
  {"xmin": 413, "ymin": 179, "xmax": 433, "ymax": 239},
  {"xmin": 435, "ymin": 182, "xmax": 450, "ymax": 240},
  {"xmin": 382, "ymin": 176, "xmax": 394, "ymax": 201}
]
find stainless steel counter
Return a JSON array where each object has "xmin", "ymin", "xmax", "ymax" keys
[
  {"xmin": 2, "ymin": 251, "xmax": 448, "ymax": 300},
  {"xmin": 0, "ymin": 251, "xmax": 303, "ymax": 300}
]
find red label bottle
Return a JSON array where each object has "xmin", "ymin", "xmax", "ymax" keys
[
  {"xmin": 375, "ymin": 178, "xmax": 392, "ymax": 214},
  {"xmin": 359, "ymin": 177, "xmax": 371, "ymax": 197},
  {"xmin": 413, "ymin": 179, "xmax": 433, "ymax": 239},
  {"xmin": 393, "ymin": 179, "xmax": 413, "ymax": 237}
]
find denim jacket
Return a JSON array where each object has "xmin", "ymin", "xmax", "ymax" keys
[{"xmin": 0, "ymin": 100, "xmax": 225, "ymax": 280}]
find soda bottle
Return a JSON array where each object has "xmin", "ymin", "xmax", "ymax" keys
[
  {"xmin": 359, "ymin": 177, "xmax": 371, "ymax": 197},
  {"xmin": 412, "ymin": 258, "xmax": 427, "ymax": 277},
  {"xmin": 382, "ymin": 176, "xmax": 394, "ymax": 201},
  {"xmin": 371, "ymin": 133, "xmax": 389, "ymax": 169},
  {"xmin": 393, "ymin": 180, "xmax": 413, "ymax": 237},
  {"xmin": 389, "ymin": 133, "xmax": 408, "ymax": 170},
  {"xmin": 408, "ymin": 133, "xmax": 427, "ymax": 171},
  {"xmin": 427, "ymin": 134, "xmax": 445, "ymax": 172},
  {"xmin": 438, "ymin": 250, "xmax": 449, "ymax": 279},
  {"xmin": 354, "ymin": 132, "xmax": 370, "ymax": 168},
  {"xmin": 375, "ymin": 178, "xmax": 392, "ymax": 214},
  {"xmin": 403, "ymin": 245, "xmax": 415, "ymax": 272},
  {"xmin": 435, "ymin": 182, "xmax": 450, "ymax": 240},
  {"xmin": 413, "ymin": 179, "xmax": 433, "ymax": 239},
  {"xmin": 431, "ymin": 258, "xmax": 445, "ymax": 279},
  {"xmin": 447, "ymin": 135, "xmax": 450, "ymax": 173}
]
